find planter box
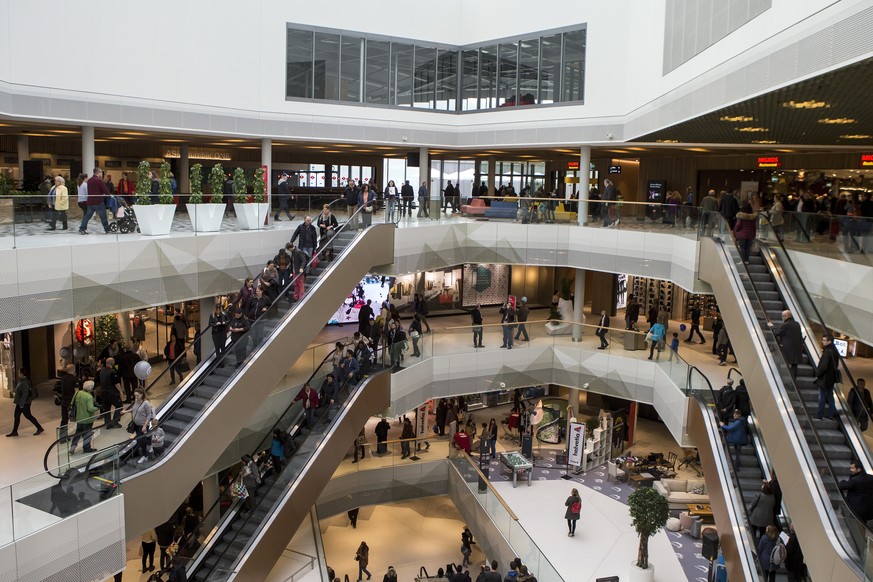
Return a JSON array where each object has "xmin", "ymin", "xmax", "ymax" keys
[
  {"xmin": 136, "ymin": 204, "xmax": 176, "ymax": 236},
  {"xmin": 186, "ymin": 203, "xmax": 224, "ymax": 232},
  {"xmin": 233, "ymin": 202, "xmax": 269, "ymax": 230}
]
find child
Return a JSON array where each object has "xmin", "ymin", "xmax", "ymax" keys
[
  {"xmin": 669, "ymin": 332, "xmax": 680, "ymax": 362},
  {"xmin": 149, "ymin": 419, "xmax": 165, "ymax": 459}
]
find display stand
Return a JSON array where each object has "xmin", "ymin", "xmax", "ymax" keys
[{"xmin": 575, "ymin": 411, "xmax": 614, "ymax": 474}]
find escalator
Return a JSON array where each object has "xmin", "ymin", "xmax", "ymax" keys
[
  {"xmin": 699, "ymin": 233, "xmax": 869, "ymax": 581},
  {"xmin": 183, "ymin": 370, "xmax": 392, "ymax": 581},
  {"xmin": 46, "ymin": 215, "xmax": 394, "ymax": 538}
]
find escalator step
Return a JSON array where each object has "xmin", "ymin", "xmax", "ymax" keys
[
  {"xmin": 193, "ymin": 385, "xmax": 220, "ymax": 400},
  {"xmin": 184, "ymin": 395, "xmax": 210, "ymax": 409},
  {"xmin": 162, "ymin": 419, "xmax": 188, "ymax": 433},
  {"xmin": 173, "ymin": 407, "xmax": 199, "ymax": 423}
]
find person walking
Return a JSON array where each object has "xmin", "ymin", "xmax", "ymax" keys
[
  {"xmin": 78, "ymin": 167, "xmax": 112, "ymax": 235},
  {"xmin": 716, "ymin": 326, "xmax": 731, "ymax": 366},
  {"xmin": 355, "ymin": 541, "xmax": 371, "ymax": 581},
  {"xmin": 500, "ymin": 301, "xmax": 516, "ymax": 349},
  {"xmin": 400, "ymin": 416, "xmax": 415, "ymax": 459},
  {"xmin": 771, "ymin": 310, "xmax": 802, "ymax": 377},
  {"xmin": 47, "ymin": 175, "xmax": 69, "ymax": 230},
  {"xmin": 461, "ymin": 525, "xmax": 475, "ymax": 567},
  {"xmin": 471, "ymin": 303, "xmax": 484, "ymax": 348},
  {"xmin": 58, "ymin": 363, "xmax": 78, "ymax": 431},
  {"xmin": 514, "ymin": 297, "xmax": 530, "ymax": 342},
  {"xmin": 814, "ymin": 334, "xmax": 840, "ymax": 420},
  {"xmin": 401, "ymin": 180, "xmax": 415, "ymax": 217},
  {"xmin": 6, "ymin": 368, "xmax": 44, "ymax": 436},
  {"xmin": 414, "ymin": 293, "xmax": 431, "ymax": 333},
  {"xmin": 564, "ymin": 488, "xmax": 582, "ymax": 537},
  {"xmin": 668, "ymin": 332, "xmax": 680, "ymax": 362},
  {"xmin": 418, "ymin": 182, "xmax": 429, "ymax": 218},
  {"xmin": 595, "ymin": 310, "xmax": 610, "ymax": 349},
  {"xmin": 274, "ymin": 172, "xmax": 294, "ymax": 221},
  {"xmin": 685, "ymin": 303, "xmax": 705, "ymax": 344},
  {"xmin": 409, "ymin": 314, "xmax": 423, "ymax": 357},
  {"xmin": 647, "ymin": 321, "xmax": 666, "ymax": 360}
]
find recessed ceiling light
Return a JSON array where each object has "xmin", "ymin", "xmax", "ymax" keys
[
  {"xmin": 655, "ymin": 139, "xmax": 679, "ymax": 143},
  {"xmin": 163, "ymin": 139, "xmax": 185, "ymax": 143},
  {"xmin": 122, "ymin": 131, "xmax": 149, "ymax": 136},
  {"xmin": 752, "ymin": 140, "xmax": 778, "ymax": 144},
  {"xmin": 687, "ymin": 148, "xmax": 709, "ymax": 152},
  {"xmin": 21, "ymin": 132, "xmax": 54, "ymax": 137},
  {"xmin": 51, "ymin": 129, "xmax": 80, "ymax": 134},
  {"xmin": 720, "ymin": 115, "xmax": 754, "ymax": 122},
  {"xmin": 736, "ymin": 127, "xmax": 768, "ymax": 133},
  {"xmin": 841, "ymin": 134, "xmax": 872, "ymax": 139},
  {"xmin": 240, "ymin": 146, "xmax": 260, "ymax": 150},
  {"xmin": 223, "ymin": 139, "xmax": 246, "ymax": 143},
  {"xmin": 108, "ymin": 136, "xmax": 135, "ymax": 140},
  {"xmin": 818, "ymin": 118, "xmax": 855, "ymax": 124},
  {"xmin": 782, "ymin": 100, "xmax": 829, "ymax": 109},
  {"xmin": 304, "ymin": 145, "xmax": 326, "ymax": 149}
]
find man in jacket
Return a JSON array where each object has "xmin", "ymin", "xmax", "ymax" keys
[
  {"xmin": 700, "ymin": 189, "xmax": 719, "ymax": 235},
  {"xmin": 839, "ymin": 461, "xmax": 873, "ymax": 524},
  {"xmin": 849, "ymin": 378, "xmax": 873, "ymax": 431},
  {"xmin": 374, "ymin": 416, "xmax": 390, "ymax": 455},
  {"xmin": 685, "ymin": 303, "xmax": 705, "ymax": 344},
  {"xmin": 7, "ymin": 368, "xmax": 44, "ymax": 437},
  {"xmin": 418, "ymin": 182, "xmax": 429, "ymax": 218},
  {"xmin": 246, "ymin": 286, "xmax": 271, "ymax": 347},
  {"xmin": 291, "ymin": 216, "xmax": 318, "ymax": 269},
  {"xmin": 717, "ymin": 379, "xmax": 737, "ymax": 423},
  {"xmin": 718, "ymin": 190, "xmax": 740, "ymax": 230},
  {"xmin": 116, "ymin": 345, "xmax": 140, "ymax": 404},
  {"xmin": 443, "ymin": 181, "xmax": 455, "ymax": 213},
  {"xmin": 601, "ymin": 178, "xmax": 617, "ymax": 227},
  {"xmin": 69, "ymin": 380, "xmax": 99, "ymax": 454},
  {"xmin": 358, "ymin": 299, "xmax": 374, "ymax": 335},
  {"xmin": 815, "ymin": 334, "xmax": 841, "ymax": 420},
  {"xmin": 295, "ymin": 383, "xmax": 319, "ymax": 429},
  {"xmin": 500, "ymin": 302, "xmax": 516, "ymax": 349},
  {"xmin": 625, "ymin": 295, "xmax": 640, "ymax": 330},
  {"xmin": 400, "ymin": 416, "xmax": 415, "ymax": 459},
  {"xmin": 97, "ymin": 358, "xmax": 123, "ymax": 428},
  {"xmin": 59, "ymin": 364, "xmax": 78, "ymax": 431},
  {"xmin": 78, "ymin": 168, "xmax": 112, "ymax": 235},
  {"xmin": 274, "ymin": 172, "xmax": 294, "ymax": 221},
  {"xmin": 228, "ymin": 309, "xmax": 251, "ymax": 367},
  {"xmin": 117, "ymin": 172, "xmax": 134, "ymax": 206},
  {"xmin": 514, "ymin": 297, "xmax": 530, "ymax": 342},
  {"xmin": 401, "ymin": 180, "xmax": 415, "ymax": 217},
  {"xmin": 340, "ymin": 349, "xmax": 360, "ymax": 384},
  {"xmin": 471, "ymin": 304, "xmax": 484, "ymax": 348},
  {"xmin": 771, "ymin": 310, "xmax": 803, "ymax": 377},
  {"xmin": 387, "ymin": 321, "xmax": 407, "ymax": 370},
  {"xmin": 595, "ymin": 309, "xmax": 610, "ymax": 349},
  {"xmin": 414, "ymin": 293, "xmax": 431, "ymax": 333}
]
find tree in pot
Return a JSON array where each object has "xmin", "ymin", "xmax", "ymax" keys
[
  {"xmin": 135, "ymin": 161, "xmax": 152, "ymax": 206},
  {"xmin": 251, "ymin": 167, "xmax": 266, "ymax": 203},
  {"xmin": 546, "ymin": 276, "xmax": 576, "ymax": 335},
  {"xmin": 135, "ymin": 160, "xmax": 176, "ymax": 235},
  {"xmin": 233, "ymin": 167, "xmax": 267, "ymax": 230},
  {"xmin": 158, "ymin": 161, "xmax": 174, "ymax": 204},
  {"xmin": 186, "ymin": 163, "xmax": 224, "ymax": 232},
  {"xmin": 233, "ymin": 167, "xmax": 247, "ymax": 203},
  {"xmin": 208, "ymin": 163, "xmax": 224, "ymax": 204},
  {"xmin": 628, "ymin": 486, "xmax": 670, "ymax": 571},
  {"xmin": 189, "ymin": 163, "xmax": 204, "ymax": 204}
]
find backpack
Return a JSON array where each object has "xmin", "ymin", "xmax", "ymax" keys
[
  {"xmin": 571, "ymin": 500, "xmax": 582, "ymax": 513},
  {"xmin": 770, "ymin": 542, "xmax": 787, "ymax": 568}
]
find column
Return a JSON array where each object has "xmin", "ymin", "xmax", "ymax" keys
[
  {"xmin": 572, "ymin": 268, "xmax": 586, "ymax": 342},
  {"xmin": 577, "ymin": 146, "xmax": 590, "ymax": 226},
  {"xmin": 261, "ymin": 138, "xmax": 272, "ymax": 224},
  {"xmin": 201, "ymin": 473, "xmax": 221, "ymax": 531},
  {"xmin": 179, "ymin": 144, "xmax": 190, "ymax": 195},
  {"xmin": 16, "ymin": 136, "xmax": 28, "ymax": 183},
  {"xmin": 82, "ymin": 126, "xmax": 95, "ymax": 175},
  {"xmin": 487, "ymin": 158, "xmax": 496, "ymax": 198},
  {"xmin": 200, "ymin": 297, "xmax": 215, "ymax": 355},
  {"xmin": 419, "ymin": 147, "xmax": 434, "ymax": 220}
]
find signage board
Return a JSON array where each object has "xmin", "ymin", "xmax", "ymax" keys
[
  {"xmin": 608, "ymin": 165, "xmax": 621, "ymax": 174},
  {"xmin": 757, "ymin": 156, "xmax": 780, "ymax": 168},
  {"xmin": 415, "ymin": 403, "xmax": 429, "ymax": 437},
  {"xmin": 567, "ymin": 422, "xmax": 585, "ymax": 467},
  {"xmin": 861, "ymin": 154, "xmax": 873, "ymax": 168},
  {"xmin": 567, "ymin": 161, "xmax": 580, "ymax": 170},
  {"xmin": 616, "ymin": 274, "xmax": 628, "ymax": 310},
  {"xmin": 833, "ymin": 338, "xmax": 848, "ymax": 358}
]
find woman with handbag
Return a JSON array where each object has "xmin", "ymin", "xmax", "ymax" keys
[
  {"xmin": 316, "ymin": 203, "xmax": 339, "ymax": 260},
  {"xmin": 125, "ymin": 388, "xmax": 155, "ymax": 464},
  {"xmin": 355, "ymin": 541, "xmax": 371, "ymax": 581},
  {"xmin": 409, "ymin": 314, "xmax": 423, "ymax": 357},
  {"xmin": 164, "ymin": 332, "xmax": 185, "ymax": 384}
]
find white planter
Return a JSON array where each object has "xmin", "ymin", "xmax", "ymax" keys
[
  {"xmin": 627, "ymin": 560, "xmax": 654, "ymax": 582},
  {"xmin": 186, "ymin": 203, "xmax": 225, "ymax": 232},
  {"xmin": 136, "ymin": 204, "xmax": 176, "ymax": 236},
  {"xmin": 234, "ymin": 202, "xmax": 269, "ymax": 230}
]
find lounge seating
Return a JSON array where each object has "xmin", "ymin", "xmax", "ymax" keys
[
  {"xmin": 607, "ymin": 459, "xmax": 626, "ymax": 482},
  {"xmin": 484, "ymin": 201, "xmax": 518, "ymax": 219},
  {"xmin": 554, "ymin": 202, "xmax": 577, "ymax": 222},
  {"xmin": 653, "ymin": 478, "xmax": 710, "ymax": 510},
  {"xmin": 461, "ymin": 198, "xmax": 487, "ymax": 216}
]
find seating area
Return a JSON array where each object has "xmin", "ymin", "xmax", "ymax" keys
[
  {"xmin": 554, "ymin": 202, "xmax": 577, "ymax": 222},
  {"xmin": 484, "ymin": 200, "xmax": 518, "ymax": 219},
  {"xmin": 460, "ymin": 198, "xmax": 487, "ymax": 215},
  {"xmin": 653, "ymin": 478, "xmax": 711, "ymax": 510}
]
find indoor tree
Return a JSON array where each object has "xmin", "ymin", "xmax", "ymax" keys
[
  {"xmin": 252, "ymin": 167, "xmax": 266, "ymax": 203},
  {"xmin": 189, "ymin": 163, "xmax": 204, "ymax": 204},
  {"xmin": 208, "ymin": 163, "xmax": 225, "ymax": 203},
  {"xmin": 135, "ymin": 161, "xmax": 152, "ymax": 205},
  {"xmin": 233, "ymin": 167, "xmax": 247, "ymax": 203},
  {"xmin": 628, "ymin": 486, "xmax": 670, "ymax": 570},
  {"xmin": 158, "ymin": 161, "xmax": 174, "ymax": 204}
]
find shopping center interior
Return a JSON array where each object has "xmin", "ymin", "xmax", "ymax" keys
[{"xmin": 2, "ymin": 1, "xmax": 873, "ymax": 581}]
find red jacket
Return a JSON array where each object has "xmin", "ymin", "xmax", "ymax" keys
[
  {"xmin": 732, "ymin": 211, "xmax": 758, "ymax": 240},
  {"xmin": 296, "ymin": 387, "xmax": 319, "ymax": 409},
  {"xmin": 86, "ymin": 175, "xmax": 110, "ymax": 206}
]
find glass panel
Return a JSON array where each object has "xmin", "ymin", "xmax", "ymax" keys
[
  {"xmin": 365, "ymin": 40, "xmax": 390, "ymax": 104},
  {"xmin": 390, "ymin": 43, "xmax": 414, "ymax": 107},
  {"xmin": 436, "ymin": 49, "xmax": 458, "ymax": 111},
  {"xmin": 539, "ymin": 33, "xmax": 562, "ymax": 104},
  {"xmin": 413, "ymin": 46, "xmax": 436, "ymax": 109},
  {"xmin": 286, "ymin": 29, "xmax": 313, "ymax": 99},
  {"xmin": 339, "ymin": 36, "xmax": 362, "ymax": 102},
  {"xmin": 561, "ymin": 29, "xmax": 586, "ymax": 102},
  {"xmin": 461, "ymin": 49, "xmax": 478, "ymax": 111},
  {"xmin": 498, "ymin": 42, "xmax": 518, "ymax": 107},
  {"xmin": 313, "ymin": 33, "xmax": 340, "ymax": 100},
  {"xmin": 518, "ymin": 38, "xmax": 539, "ymax": 106},
  {"xmin": 479, "ymin": 45, "xmax": 497, "ymax": 109}
]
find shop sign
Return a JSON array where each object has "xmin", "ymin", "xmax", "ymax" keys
[
  {"xmin": 608, "ymin": 165, "xmax": 622, "ymax": 174},
  {"xmin": 163, "ymin": 147, "xmax": 231, "ymax": 161},
  {"xmin": 415, "ymin": 403, "xmax": 428, "ymax": 437},
  {"xmin": 861, "ymin": 154, "xmax": 873, "ymax": 167},
  {"xmin": 567, "ymin": 422, "xmax": 585, "ymax": 467},
  {"xmin": 757, "ymin": 156, "xmax": 780, "ymax": 168},
  {"xmin": 567, "ymin": 161, "xmax": 580, "ymax": 170}
]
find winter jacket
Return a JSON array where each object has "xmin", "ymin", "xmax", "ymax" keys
[
  {"xmin": 72, "ymin": 389, "xmax": 98, "ymax": 423},
  {"xmin": 722, "ymin": 417, "xmax": 748, "ymax": 446},
  {"xmin": 50, "ymin": 185, "xmax": 70, "ymax": 211},
  {"xmin": 291, "ymin": 223, "xmax": 318, "ymax": 248},
  {"xmin": 815, "ymin": 343, "xmax": 840, "ymax": 389},
  {"xmin": 757, "ymin": 534, "xmax": 777, "ymax": 572},
  {"xmin": 732, "ymin": 211, "xmax": 758, "ymax": 240},
  {"xmin": 564, "ymin": 494, "xmax": 581, "ymax": 519},
  {"xmin": 85, "ymin": 175, "xmax": 109, "ymax": 205},
  {"xmin": 749, "ymin": 492, "xmax": 776, "ymax": 527}
]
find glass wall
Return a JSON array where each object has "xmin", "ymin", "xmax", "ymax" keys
[{"xmin": 286, "ymin": 25, "xmax": 586, "ymax": 111}]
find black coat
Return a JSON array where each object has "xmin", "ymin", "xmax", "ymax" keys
[
  {"xmin": 59, "ymin": 372, "xmax": 78, "ymax": 404},
  {"xmin": 815, "ymin": 344, "xmax": 840, "ymax": 388},
  {"xmin": 772, "ymin": 318, "xmax": 803, "ymax": 365},
  {"xmin": 840, "ymin": 470, "xmax": 873, "ymax": 521}
]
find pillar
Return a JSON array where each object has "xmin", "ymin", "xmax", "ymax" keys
[
  {"xmin": 487, "ymin": 158, "xmax": 496, "ymax": 198},
  {"xmin": 262, "ymin": 138, "xmax": 272, "ymax": 223},
  {"xmin": 419, "ymin": 147, "xmax": 434, "ymax": 220},
  {"xmin": 201, "ymin": 473, "xmax": 221, "ymax": 531},
  {"xmin": 577, "ymin": 146, "xmax": 590, "ymax": 226},
  {"xmin": 572, "ymin": 268, "xmax": 586, "ymax": 342},
  {"xmin": 179, "ymin": 144, "xmax": 190, "ymax": 194},
  {"xmin": 200, "ymin": 297, "xmax": 215, "ymax": 355},
  {"xmin": 16, "ymin": 136, "xmax": 28, "ymax": 183},
  {"xmin": 82, "ymin": 126, "xmax": 95, "ymax": 175}
]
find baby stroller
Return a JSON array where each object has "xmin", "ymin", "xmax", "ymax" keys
[{"xmin": 107, "ymin": 196, "xmax": 140, "ymax": 233}]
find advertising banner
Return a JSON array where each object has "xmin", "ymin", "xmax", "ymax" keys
[
  {"xmin": 567, "ymin": 422, "xmax": 585, "ymax": 467},
  {"xmin": 415, "ymin": 403, "xmax": 429, "ymax": 437}
]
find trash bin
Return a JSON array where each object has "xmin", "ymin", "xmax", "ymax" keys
[{"xmin": 478, "ymin": 466, "xmax": 490, "ymax": 493}]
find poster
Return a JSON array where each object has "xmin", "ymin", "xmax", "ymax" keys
[
  {"xmin": 327, "ymin": 275, "xmax": 393, "ymax": 325},
  {"xmin": 646, "ymin": 180, "xmax": 666, "ymax": 222},
  {"xmin": 462, "ymin": 264, "xmax": 511, "ymax": 307},
  {"xmin": 567, "ymin": 422, "xmax": 585, "ymax": 467},
  {"xmin": 415, "ymin": 402, "xmax": 429, "ymax": 437},
  {"xmin": 615, "ymin": 274, "xmax": 628, "ymax": 310}
]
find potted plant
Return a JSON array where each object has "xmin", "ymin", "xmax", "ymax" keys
[
  {"xmin": 135, "ymin": 160, "xmax": 176, "ymax": 236},
  {"xmin": 233, "ymin": 167, "xmax": 268, "ymax": 230},
  {"xmin": 627, "ymin": 486, "xmax": 670, "ymax": 582},
  {"xmin": 545, "ymin": 276, "xmax": 575, "ymax": 335},
  {"xmin": 185, "ymin": 163, "xmax": 224, "ymax": 232}
]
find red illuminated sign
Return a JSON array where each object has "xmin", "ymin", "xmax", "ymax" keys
[
  {"xmin": 567, "ymin": 161, "xmax": 580, "ymax": 170},
  {"xmin": 757, "ymin": 156, "xmax": 780, "ymax": 168},
  {"xmin": 861, "ymin": 154, "xmax": 873, "ymax": 167}
]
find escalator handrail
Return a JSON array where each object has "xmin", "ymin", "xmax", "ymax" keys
[
  {"xmin": 710, "ymin": 225, "xmax": 870, "ymax": 565},
  {"xmin": 193, "ymin": 371, "xmax": 369, "ymax": 580},
  {"xmin": 758, "ymin": 221, "xmax": 873, "ymax": 429},
  {"xmin": 687, "ymin": 365, "xmax": 762, "ymax": 579}
]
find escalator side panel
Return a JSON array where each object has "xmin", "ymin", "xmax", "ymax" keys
[
  {"xmin": 230, "ymin": 371, "xmax": 392, "ymax": 581},
  {"xmin": 699, "ymin": 237, "xmax": 854, "ymax": 582},
  {"xmin": 120, "ymin": 225, "xmax": 395, "ymax": 538}
]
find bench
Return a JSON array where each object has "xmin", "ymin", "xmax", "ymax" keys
[
  {"xmin": 460, "ymin": 198, "xmax": 487, "ymax": 216},
  {"xmin": 484, "ymin": 200, "xmax": 518, "ymax": 219}
]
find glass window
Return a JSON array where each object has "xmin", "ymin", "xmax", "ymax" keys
[
  {"xmin": 313, "ymin": 33, "xmax": 340, "ymax": 100},
  {"xmin": 562, "ymin": 29, "xmax": 586, "ymax": 102},
  {"xmin": 517, "ymin": 39, "xmax": 538, "ymax": 106},
  {"xmin": 479, "ymin": 45, "xmax": 497, "ymax": 109},
  {"xmin": 391, "ymin": 43, "xmax": 414, "ymax": 107},
  {"xmin": 498, "ymin": 42, "xmax": 517, "ymax": 107},
  {"xmin": 539, "ymin": 34, "xmax": 561, "ymax": 105},
  {"xmin": 436, "ymin": 49, "xmax": 458, "ymax": 111},
  {"xmin": 286, "ymin": 29, "xmax": 313, "ymax": 98},
  {"xmin": 461, "ymin": 49, "xmax": 478, "ymax": 111},
  {"xmin": 340, "ymin": 36, "xmax": 362, "ymax": 102},
  {"xmin": 414, "ymin": 46, "xmax": 436, "ymax": 109},
  {"xmin": 365, "ymin": 40, "xmax": 390, "ymax": 104}
]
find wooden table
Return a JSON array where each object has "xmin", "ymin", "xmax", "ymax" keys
[
  {"xmin": 687, "ymin": 503, "xmax": 714, "ymax": 523},
  {"xmin": 629, "ymin": 472, "xmax": 657, "ymax": 488}
]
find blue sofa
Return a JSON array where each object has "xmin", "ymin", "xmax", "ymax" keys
[{"xmin": 484, "ymin": 201, "xmax": 519, "ymax": 219}]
